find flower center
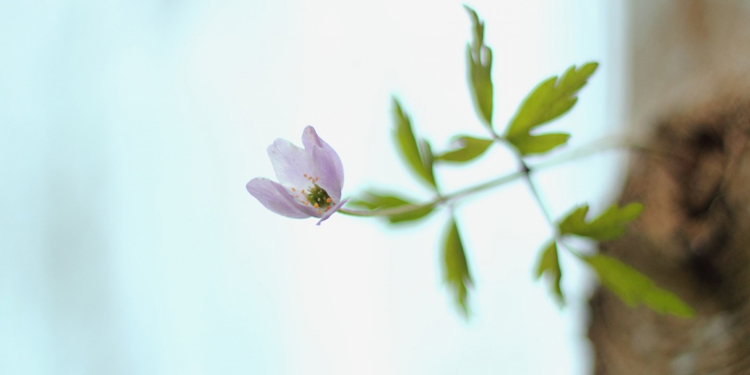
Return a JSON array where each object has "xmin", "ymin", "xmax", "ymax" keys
[
  {"xmin": 291, "ymin": 173, "xmax": 335, "ymax": 214},
  {"xmin": 306, "ymin": 184, "xmax": 332, "ymax": 209}
]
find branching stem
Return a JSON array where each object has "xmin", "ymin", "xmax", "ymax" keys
[{"xmin": 340, "ymin": 135, "xmax": 646, "ymax": 218}]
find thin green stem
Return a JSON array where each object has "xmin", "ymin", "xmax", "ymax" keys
[
  {"xmin": 555, "ymin": 238, "xmax": 585, "ymax": 258},
  {"xmin": 532, "ymin": 134, "xmax": 690, "ymax": 171},
  {"xmin": 338, "ymin": 170, "xmax": 524, "ymax": 217},
  {"xmin": 520, "ymin": 160, "xmax": 555, "ymax": 227},
  {"xmin": 442, "ymin": 170, "xmax": 525, "ymax": 201},
  {"xmin": 340, "ymin": 134, "xmax": 646, "ymax": 219},
  {"xmin": 495, "ymin": 127, "xmax": 556, "ymax": 228},
  {"xmin": 532, "ymin": 135, "xmax": 627, "ymax": 171},
  {"xmin": 339, "ymin": 203, "xmax": 434, "ymax": 217}
]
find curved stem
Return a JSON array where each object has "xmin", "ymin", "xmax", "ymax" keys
[
  {"xmin": 521, "ymin": 160, "xmax": 555, "ymax": 227},
  {"xmin": 338, "ymin": 170, "xmax": 524, "ymax": 218},
  {"xmin": 532, "ymin": 135, "xmax": 629, "ymax": 171},
  {"xmin": 340, "ymin": 135, "xmax": 645, "ymax": 219},
  {"xmin": 339, "ymin": 203, "xmax": 434, "ymax": 217},
  {"xmin": 443, "ymin": 170, "xmax": 525, "ymax": 201}
]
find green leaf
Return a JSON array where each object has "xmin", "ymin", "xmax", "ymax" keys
[
  {"xmin": 559, "ymin": 202, "xmax": 644, "ymax": 241},
  {"xmin": 535, "ymin": 241, "xmax": 564, "ymax": 304},
  {"xmin": 508, "ymin": 132, "xmax": 570, "ymax": 155},
  {"xmin": 392, "ymin": 98, "xmax": 437, "ymax": 188},
  {"xmin": 582, "ymin": 254, "xmax": 694, "ymax": 318},
  {"xmin": 435, "ymin": 136, "xmax": 493, "ymax": 163},
  {"xmin": 443, "ymin": 217, "xmax": 473, "ymax": 316},
  {"xmin": 464, "ymin": 5, "xmax": 484, "ymax": 51},
  {"xmin": 418, "ymin": 139, "xmax": 437, "ymax": 188},
  {"xmin": 506, "ymin": 62, "xmax": 598, "ymax": 136},
  {"xmin": 504, "ymin": 62, "xmax": 598, "ymax": 155},
  {"xmin": 348, "ymin": 192, "xmax": 435, "ymax": 224},
  {"xmin": 464, "ymin": 6, "xmax": 493, "ymax": 127}
]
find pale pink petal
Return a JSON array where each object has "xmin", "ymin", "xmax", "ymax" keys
[
  {"xmin": 246, "ymin": 178, "xmax": 318, "ymax": 218},
  {"xmin": 267, "ymin": 139, "xmax": 316, "ymax": 188},
  {"xmin": 249, "ymin": 126, "xmax": 346, "ymax": 224},
  {"xmin": 316, "ymin": 198, "xmax": 350, "ymax": 225},
  {"xmin": 302, "ymin": 126, "xmax": 344, "ymax": 182},
  {"xmin": 308, "ymin": 146, "xmax": 342, "ymax": 202},
  {"xmin": 302, "ymin": 126, "xmax": 344, "ymax": 202}
]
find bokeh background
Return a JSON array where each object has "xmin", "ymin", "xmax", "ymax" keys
[{"xmin": 0, "ymin": 1, "xmax": 628, "ymax": 374}]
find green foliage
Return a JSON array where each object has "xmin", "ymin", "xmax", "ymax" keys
[
  {"xmin": 554, "ymin": 202, "xmax": 692, "ymax": 317},
  {"xmin": 392, "ymin": 98, "xmax": 437, "ymax": 188},
  {"xmin": 582, "ymin": 254, "xmax": 695, "ymax": 317},
  {"xmin": 465, "ymin": 5, "xmax": 484, "ymax": 49},
  {"xmin": 507, "ymin": 132, "xmax": 570, "ymax": 155},
  {"xmin": 435, "ymin": 136, "xmax": 493, "ymax": 163},
  {"xmin": 418, "ymin": 139, "xmax": 437, "ymax": 187},
  {"xmin": 348, "ymin": 192, "xmax": 434, "ymax": 224},
  {"xmin": 443, "ymin": 217, "xmax": 472, "ymax": 316},
  {"xmin": 535, "ymin": 241, "xmax": 564, "ymax": 304},
  {"xmin": 559, "ymin": 203, "xmax": 644, "ymax": 241},
  {"xmin": 504, "ymin": 63, "xmax": 598, "ymax": 155},
  {"xmin": 464, "ymin": 6, "xmax": 494, "ymax": 127}
]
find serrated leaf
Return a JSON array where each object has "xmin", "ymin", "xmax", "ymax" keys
[
  {"xmin": 504, "ymin": 62, "xmax": 598, "ymax": 155},
  {"xmin": 393, "ymin": 98, "xmax": 437, "ymax": 188},
  {"xmin": 464, "ymin": 6, "xmax": 493, "ymax": 127},
  {"xmin": 559, "ymin": 202, "xmax": 644, "ymax": 241},
  {"xmin": 348, "ymin": 192, "xmax": 434, "ymax": 224},
  {"xmin": 436, "ymin": 136, "xmax": 493, "ymax": 162},
  {"xmin": 583, "ymin": 254, "xmax": 694, "ymax": 318},
  {"xmin": 506, "ymin": 62, "xmax": 598, "ymax": 137},
  {"xmin": 535, "ymin": 241, "xmax": 564, "ymax": 304},
  {"xmin": 443, "ymin": 217, "xmax": 473, "ymax": 316},
  {"xmin": 508, "ymin": 132, "xmax": 570, "ymax": 155},
  {"xmin": 464, "ymin": 5, "xmax": 484, "ymax": 51}
]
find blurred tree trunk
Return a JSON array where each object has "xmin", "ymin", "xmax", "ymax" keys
[{"xmin": 588, "ymin": 1, "xmax": 750, "ymax": 374}]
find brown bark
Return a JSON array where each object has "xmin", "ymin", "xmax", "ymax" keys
[
  {"xmin": 589, "ymin": 99, "xmax": 750, "ymax": 374},
  {"xmin": 588, "ymin": 1, "xmax": 750, "ymax": 374}
]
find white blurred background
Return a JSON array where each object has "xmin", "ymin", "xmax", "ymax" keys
[{"xmin": 0, "ymin": 1, "xmax": 628, "ymax": 374}]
